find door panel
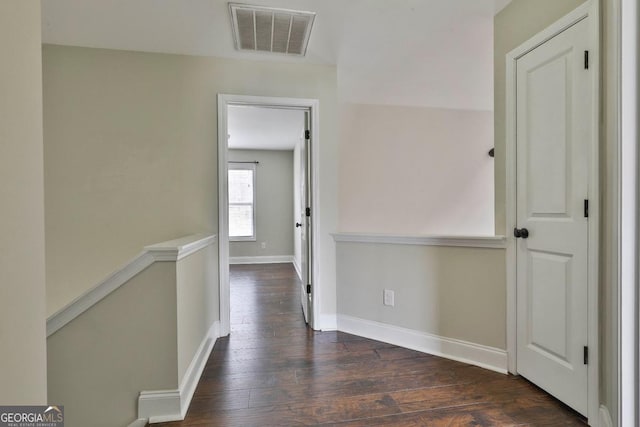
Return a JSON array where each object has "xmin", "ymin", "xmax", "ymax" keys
[
  {"xmin": 515, "ymin": 17, "xmax": 590, "ymax": 415},
  {"xmin": 529, "ymin": 250, "xmax": 571, "ymax": 361},
  {"xmin": 526, "ymin": 53, "xmax": 570, "ymax": 216},
  {"xmin": 298, "ymin": 137, "xmax": 308, "ymax": 322},
  {"xmin": 300, "ymin": 110, "xmax": 312, "ymax": 325}
]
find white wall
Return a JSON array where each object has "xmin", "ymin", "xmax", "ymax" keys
[
  {"xmin": 0, "ymin": 1, "xmax": 47, "ymax": 404},
  {"xmin": 339, "ymin": 103, "xmax": 494, "ymax": 235},
  {"xmin": 229, "ymin": 149, "xmax": 294, "ymax": 259}
]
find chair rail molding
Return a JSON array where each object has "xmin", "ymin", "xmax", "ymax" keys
[{"xmin": 332, "ymin": 232, "xmax": 506, "ymax": 249}]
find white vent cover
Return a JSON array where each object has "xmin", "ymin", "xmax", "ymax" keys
[{"xmin": 229, "ymin": 3, "xmax": 315, "ymax": 56}]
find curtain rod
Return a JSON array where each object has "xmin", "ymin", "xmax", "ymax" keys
[{"xmin": 228, "ymin": 161, "xmax": 259, "ymax": 164}]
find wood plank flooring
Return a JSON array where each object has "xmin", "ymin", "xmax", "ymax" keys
[{"xmin": 156, "ymin": 263, "xmax": 587, "ymax": 426}]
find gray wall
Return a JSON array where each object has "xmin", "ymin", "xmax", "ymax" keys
[
  {"xmin": 229, "ymin": 149, "xmax": 294, "ymax": 259},
  {"xmin": 0, "ymin": 1, "xmax": 47, "ymax": 404},
  {"xmin": 337, "ymin": 243, "xmax": 506, "ymax": 350},
  {"xmin": 601, "ymin": 0, "xmax": 621, "ymax": 423},
  {"xmin": 42, "ymin": 44, "xmax": 338, "ymax": 319},
  {"xmin": 47, "ymin": 237, "xmax": 219, "ymax": 427},
  {"xmin": 47, "ymin": 263, "xmax": 178, "ymax": 427},
  {"xmin": 176, "ymin": 242, "xmax": 219, "ymax": 384}
]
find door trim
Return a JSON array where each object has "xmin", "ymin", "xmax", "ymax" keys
[
  {"xmin": 620, "ymin": 0, "xmax": 639, "ymax": 424},
  {"xmin": 505, "ymin": 1, "xmax": 600, "ymax": 423},
  {"xmin": 217, "ymin": 94, "xmax": 320, "ymax": 335}
]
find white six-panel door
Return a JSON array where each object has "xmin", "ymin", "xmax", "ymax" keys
[{"xmin": 515, "ymin": 17, "xmax": 591, "ymax": 415}]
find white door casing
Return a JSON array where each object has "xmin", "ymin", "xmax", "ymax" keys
[
  {"xmin": 506, "ymin": 2, "xmax": 599, "ymax": 423},
  {"xmin": 217, "ymin": 94, "xmax": 321, "ymax": 335}
]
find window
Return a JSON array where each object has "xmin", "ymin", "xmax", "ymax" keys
[{"xmin": 228, "ymin": 163, "xmax": 256, "ymax": 241}]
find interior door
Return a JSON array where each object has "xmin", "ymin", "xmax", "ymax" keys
[
  {"xmin": 299, "ymin": 110, "xmax": 313, "ymax": 325},
  {"xmin": 515, "ymin": 17, "xmax": 591, "ymax": 415}
]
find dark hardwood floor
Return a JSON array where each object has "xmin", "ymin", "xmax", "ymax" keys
[{"xmin": 156, "ymin": 263, "xmax": 586, "ymax": 426}]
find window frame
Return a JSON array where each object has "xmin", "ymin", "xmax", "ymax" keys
[{"xmin": 228, "ymin": 162, "xmax": 257, "ymax": 242}]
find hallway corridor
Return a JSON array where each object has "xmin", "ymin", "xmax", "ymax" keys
[{"xmin": 157, "ymin": 263, "xmax": 586, "ymax": 426}]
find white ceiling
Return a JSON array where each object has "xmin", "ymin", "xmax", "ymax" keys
[
  {"xmin": 41, "ymin": 0, "xmax": 511, "ymax": 111},
  {"xmin": 228, "ymin": 106, "xmax": 304, "ymax": 150}
]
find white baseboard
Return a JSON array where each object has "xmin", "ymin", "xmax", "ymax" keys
[
  {"xmin": 598, "ymin": 405, "xmax": 613, "ymax": 427},
  {"xmin": 292, "ymin": 257, "xmax": 302, "ymax": 280},
  {"xmin": 127, "ymin": 419, "xmax": 148, "ymax": 427},
  {"xmin": 139, "ymin": 320, "xmax": 220, "ymax": 423},
  {"xmin": 316, "ymin": 313, "xmax": 338, "ymax": 331},
  {"xmin": 337, "ymin": 315, "xmax": 508, "ymax": 374},
  {"xmin": 138, "ymin": 390, "xmax": 181, "ymax": 424},
  {"xmin": 178, "ymin": 320, "xmax": 220, "ymax": 418},
  {"xmin": 229, "ymin": 255, "xmax": 294, "ymax": 265}
]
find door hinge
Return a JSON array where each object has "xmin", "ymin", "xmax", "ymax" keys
[
  {"xmin": 584, "ymin": 199, "xmax": 589, "ymax": 218},
  {"xmin": 305, "ymin": 207, "xmax": 311, "ymax": 217},
  {"xmin": 584, "ymin": 51, "xmax": 589, "ymax": 70},
  {"xmin": 584, "ymin": 346, "xmax": 589, "ymax": 364},
  {"xmin": 305, "ymin": 129, "xmax": 310, "ymax": 140},
  {"xmin": 306, "ymin": 284, "xmax": 311, "ymax": 294}
]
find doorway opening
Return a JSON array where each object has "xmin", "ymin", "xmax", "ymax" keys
[{"xmin": 217, "ymin": 94, "xmax": 320, "ymax": 337}]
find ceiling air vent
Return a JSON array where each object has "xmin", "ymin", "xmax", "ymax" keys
[{"xmin": 229, "ymin": 3, "xmax": 315, "ymax": 56}]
